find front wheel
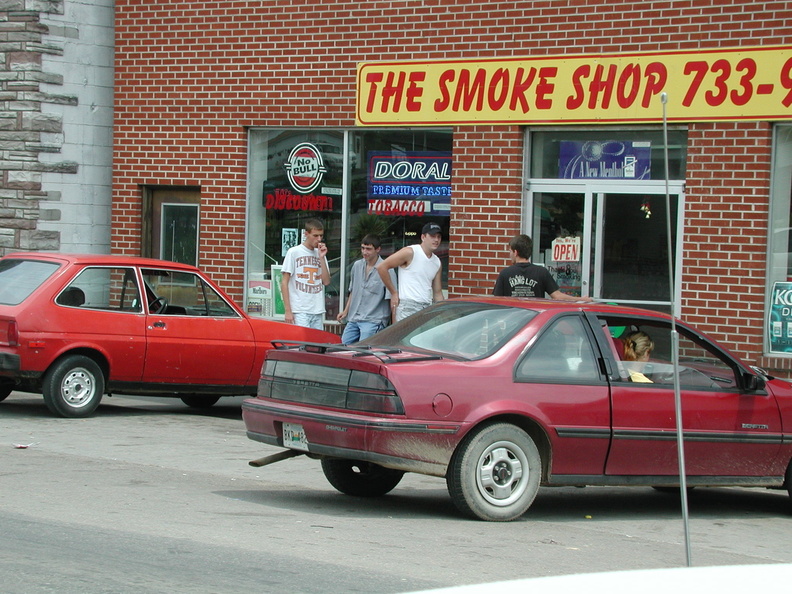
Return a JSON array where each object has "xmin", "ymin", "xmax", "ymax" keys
[
  {"xmin": 786, "ymin": 461, "xmax": 792, "ymax": 500},
  {"xmin": 0, "ymin": 383, "xmax": 13, "ymax": 402},
  {"xmin": 447, "ymin": 423, "xmax": 542, "ymax": 521},
  {"xmin": 42, "ymin": 355, "xmax": 104, "ymax": 418},
  {"xmin": 653, "ymin": 486, "xmax": 695, "ymax": 494},
  {"xmin": 321, "ymin": 459, "xmax": 405, "ymax": 497}
]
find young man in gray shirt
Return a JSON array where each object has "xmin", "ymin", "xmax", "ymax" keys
[{"xmin": 337, "ymin": 234, "xmax": 397, "ymax": 344}]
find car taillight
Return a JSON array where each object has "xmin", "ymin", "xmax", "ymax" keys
[
  {"xmin": 2, "ymin": 320, "xmax": 18, "ymax": 346},
  {"xmin": 257, "ymin": 360, "xmax": 404, "ymax": 414},
  {"xmin": 346, "ymin": 370, "xmax": 404, "ymax": 414},
  {"xmin": 257, "ymin": 360, "xmax": 277, "ymax": 398}
]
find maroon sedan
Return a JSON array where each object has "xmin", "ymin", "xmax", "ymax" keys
[
  {"xmin": 0, "ymin": 252, "xmax": 340, "ymax": 417},
  {"xmin": 242, "ymin": 298, "xmax": 792, "ymax": 521}
]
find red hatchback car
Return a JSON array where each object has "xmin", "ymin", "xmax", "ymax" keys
[
  {"xmin": 0, "ymin": 252, "xmax": 339, "ymax": 417},
  {"xmin": 242, "ymin": 298, "xmax": 792, "ymax": 521}
]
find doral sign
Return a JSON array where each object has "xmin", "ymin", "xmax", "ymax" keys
[{"xmin": 366, "ymin": 151, "xmax": 452, "ymax": 216}]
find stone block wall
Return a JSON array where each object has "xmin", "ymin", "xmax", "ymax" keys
[{"xmin": 0, "ymin": 0, "xmax": 113, "ymax": 256}]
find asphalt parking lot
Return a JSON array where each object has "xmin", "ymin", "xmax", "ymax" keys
[{"xmin": 2, "ymin": 391, "xmax": 792, "ymax": 594}]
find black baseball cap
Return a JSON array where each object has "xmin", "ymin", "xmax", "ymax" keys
[{"xmin": 422, "ymin": 222, "xmax": 442, "ymax": 235}]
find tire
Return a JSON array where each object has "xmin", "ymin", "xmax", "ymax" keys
[
  {"xmin": 180, "ymin": 395, "xmax": 221, "ymax": 409},
  {"xmin": 786, "ymin": 461, "xmax": 792, "ymax": 500},
  {"xmin": 0, "ymin": 383, "xmax": 12, "ymax": 402},
  {"xmin": 321, "ymin": 458, "xmax": 405, "ymax": 497},
  {"xmin": 447, "ymin": 423, "xmax": 542, "ymax": 521},
  {"xmin": 652, "ymin": 486, "xmax": 695, "ymax": 494},
  {"xmin": 42, "ymin": 355, "xmax": 104, "ymax": 418}
]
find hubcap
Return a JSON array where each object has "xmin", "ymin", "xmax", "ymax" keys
[
  {"xmin": 476, "ymin": 441, "xmax": 529, "ymax": 506},
  {"xmin": 61, "ymin": 368, "xmax": 94, "ymax": 407}
]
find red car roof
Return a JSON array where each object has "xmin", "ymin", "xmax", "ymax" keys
[
  {"xmin": 450, "ymin": 295, "xmax": 674, "ymax": 321},
  {"xmin": 2, "ymin": 252, "xmax": 201, "ymax": 272}
]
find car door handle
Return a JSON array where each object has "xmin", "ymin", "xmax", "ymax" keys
[{"xmin": 152, "ymin": 321, "xmax": 166, "ymax": 328}]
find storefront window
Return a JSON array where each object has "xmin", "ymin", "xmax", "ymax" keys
[
  {"xmin": 246, "ymin": 128, "xmax": 452, "ymax": 323},
  {"xmin": 766, "ymin": 124, "xmax": 792, "ymax": 354},
  {"xmin": 346, "ymin": 129, "xmax": 452, "ymax": 289}
]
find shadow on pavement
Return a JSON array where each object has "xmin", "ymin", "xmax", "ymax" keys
[
  {"xmin": 216, "ymin": 485, "xmax": 461, "ymax": 521},
  {"xmin": 217, "ymin": 481, "xmax": 791, "ymax": 523},
  {"xmin": 0, "ymin": 391, "xmax": 248, "ymax": 420}
]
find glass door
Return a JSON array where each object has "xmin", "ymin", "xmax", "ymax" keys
[
  {"xmin": 595, "ymin": 189, "xmax": 681, "ymax": 308},
  {"xmin": 531, "ymin": 187, "xmax": 590, "ymax": 298},
  {"xmin": 529, "ymin": 181, "xmax": 684, "ymax": 310}
]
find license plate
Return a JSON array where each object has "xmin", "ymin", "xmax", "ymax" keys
[{"xmin": 282, "ymin": 422, "xmax": 309, "ymax": 452}]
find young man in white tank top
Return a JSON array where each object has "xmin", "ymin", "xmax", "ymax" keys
[{"xmin": 377, "ymin": 222, "xmax": 444, "ymax": 322}]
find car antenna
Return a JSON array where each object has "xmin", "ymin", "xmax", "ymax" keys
[{"xmin": 663, "ymin": 91, "xmax": 692, "ymax": 567}]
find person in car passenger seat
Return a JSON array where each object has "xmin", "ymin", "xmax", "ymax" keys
[{"xmin": 622, "ymin": 331, "xmax": 655, "ymax": 383}]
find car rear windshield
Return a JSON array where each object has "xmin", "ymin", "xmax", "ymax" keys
[
  {"xmin": 0, "ymin": 259, "xmax": 61, "ymax": 305},
  {"xmin": 365, "ymin": 301, "xmax": 538, "ymax": 359}
]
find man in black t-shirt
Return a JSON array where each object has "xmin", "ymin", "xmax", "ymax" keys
[{"xmin": 493, "ymin": 234, "xmax": 593, "ymax": 301}]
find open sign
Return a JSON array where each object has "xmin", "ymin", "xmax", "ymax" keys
[{"xmin": 551, "ymin": 237, "xmax": 581, "ymax": 262}]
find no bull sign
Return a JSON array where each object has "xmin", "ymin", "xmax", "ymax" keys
[{"xmin": 551, "ymin": 237, "xmax": 581, "ymax": 262}]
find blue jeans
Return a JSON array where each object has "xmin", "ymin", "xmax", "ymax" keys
[
  {"xmin": 341, "ymin": 320, "xmax": 384, "ymax": 345},
  {"xmin": 293, "ymin": 313, "xmax": 324, "ymax": 330}
]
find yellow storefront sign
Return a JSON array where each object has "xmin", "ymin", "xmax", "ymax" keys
[{"xmin": 356, "ymin": 45, "xmax": 792, "ymax": 126}]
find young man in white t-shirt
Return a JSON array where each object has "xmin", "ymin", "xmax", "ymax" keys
[
  {"xmin": 377, "ymin": 222, "xmax": 444, "ymax": 322},
  {"xmin": 280, "ymin": 218, "xmax": 331, "ymax": 329}
]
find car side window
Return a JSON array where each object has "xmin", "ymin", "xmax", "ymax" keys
[
  {"xmin": 516, "ymin": 316, "xmax": 600, "ymax": 383},
  {"xmin": 0, "ymin": 259, "xmax": 61, "ymax": 305},
  {"xmin": 57, "ymin": 267, "xmax": 142, "ymax": 312},
  {"xmin": 639, "ymin": 331, "xmax": 737, "ymax": 389},
  {"xmin": 603, "ymin": 319, "xmax": 738, "ymax": 389},
  {"xmin": 141, "ymin": 269, "xmax": 238, "ymax": 317}
]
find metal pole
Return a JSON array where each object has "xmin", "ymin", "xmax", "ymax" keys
[{"xmin": 661, "ymin": 92, "xmax": 692, "ymax": 566}]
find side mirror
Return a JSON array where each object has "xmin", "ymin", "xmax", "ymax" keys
[{"xmin": 743, "ymin": 373, "xmax": 765, "ymax": 392}]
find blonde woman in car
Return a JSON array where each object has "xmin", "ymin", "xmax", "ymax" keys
[{"xmin": 623, "ymin": 331, "xmax": 655, "ymax": 383}]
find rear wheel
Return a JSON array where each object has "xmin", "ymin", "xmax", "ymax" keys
[
  {"xmin": 180, "ymin": 395, "xmax": 221, "ymax": 409},
  {"xmin": 42, "ymin": 355, "xmax": 104, "ymax": 418},
  {"xmin": 321, "ymin": 459, "xmax": 405, "ymax": 497},
  {"xmin": 447, "ymin": 423, "xmax": 541, "ymax": 521}
]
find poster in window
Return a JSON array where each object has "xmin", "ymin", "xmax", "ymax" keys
[
  {"xmin": 558, "ymin": 141, "xmax": 651, "ymax": 180},
  {"xmin": 270, "ymin": 265, "xmax": 285, "ymax": 319},
  {"xmin": 769, "ymin": 281, "xmax": 792, "ymax": 353},
  {"xmin": 282, "ymin": 228, "xmax": 299, "ymax": 257}
]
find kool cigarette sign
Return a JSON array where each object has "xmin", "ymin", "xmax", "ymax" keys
[
  {"xmin": 357, "ymin": 45, "xmax": 792, "ymax": 126},
  {"xmin": 769, "ymin": 282, "xmax": 792, "ymax": 354}
]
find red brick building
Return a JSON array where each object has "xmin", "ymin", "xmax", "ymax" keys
[{"xmin": 112, "ymin": 1, "xmax": 792, "ymax": 377}]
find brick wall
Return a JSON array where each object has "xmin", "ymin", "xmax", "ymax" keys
[
  {"xmin": 684, "ymin": 121, "xmax": 772, "ymax": 362},
  {"xmin": 450, "ymin": 126, "xmax": 524, "ymax": 298},
  {"xmin": 113, "ymin": 0, "xmax": 792, "ymax": 371}
]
